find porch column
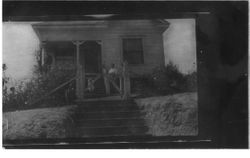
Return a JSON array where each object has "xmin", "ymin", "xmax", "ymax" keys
[
  {"xmin": 103, "ymin": 66, "xmax": 110, "ymax": 95},
  {"xmin": 39, "ymin": 41, "xmax": 47, "ymax": 75},
  {"xmin": 40, "ymin": 41, "xmax": 46, "ymax": 66},
  {"xmin": 73, "ymin": 41, "xmax": 85, "ymax": 100}
]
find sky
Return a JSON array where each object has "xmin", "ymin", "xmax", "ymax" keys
[
  {"xmin": 2, "ymin": 19, "xmax": 196, "ymax": 83},
  {"xmin": 164, "ymin": 19, "xmax": 196, "ymax": 74},
  {"xmin": 3, "ymin": 22, "xmax": 40, "ymax": 83}
]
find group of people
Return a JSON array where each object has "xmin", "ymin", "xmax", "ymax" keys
[{"xmin": 86, "ymin": 63, "xmax": 120, "ymax": 92}]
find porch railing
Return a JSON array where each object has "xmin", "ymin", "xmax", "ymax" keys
[
  {"xmin": 78, "ymin": 61, "xmax": 131, "ymax": 100},
  {"xmin": 28, "ymin": 76, "xmax": 77, "ymax": 106},
  {"xmin": 28, "ymin": 62, "xmax": 131, "ymax": 105}
]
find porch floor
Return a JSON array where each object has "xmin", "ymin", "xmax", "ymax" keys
[{"xmin": 76, "ymin": 93, "xmax": 140, "ymax": 102}]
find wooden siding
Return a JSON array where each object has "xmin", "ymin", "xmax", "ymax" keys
[{"xmin": 34, "ymin": 20, "xmax": 168, "ymax": 75}]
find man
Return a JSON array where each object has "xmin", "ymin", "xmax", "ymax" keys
[
  {"xmin": 108, "ymin": 63, "xmax": 118, "ymax": 76},
  {"xmin": 108, "ymin": 64, "xmax": 119, "ymax": 94}
]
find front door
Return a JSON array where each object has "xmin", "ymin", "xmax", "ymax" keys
[{"xmin": 80, "ymin": 41, "xmax": 101, "ymax": 73}]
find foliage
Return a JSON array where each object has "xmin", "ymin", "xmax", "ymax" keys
[
  {"xmin": 132, "ymin": 62, "xmax": 197, "ymax": 96},
  {"xmin": 3, "ymin": 105, "xmax": 77, "ymax": 140},
  {"xmin": 130, "ymin": 74, "xmax": 156, "ymax": 96},
  {"xmin": 136, "ymin": 92, "xmax": 198, "ymax": 136},
  {"xmin": 151, "ymin": 62, "xmax": 187, "ymax": 93},
  {"xmin": 3, "ymin": 64, "xmax": 76, "ymax": 112},
  {"xmin": 28, "ymin": 66, "xmax": 76, "ymax": 104},
  {"xmin": 185, "ymin": 71, "xmax": 197, "ymax": 92}
]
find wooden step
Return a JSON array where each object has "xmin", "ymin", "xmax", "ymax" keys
[
  {"xmin": 76, "ymin": 105, "xmax": 139, "ymax": 113},
  {"xmin": 73, "ymin": 100, "xmax": 148, "ymax": 138},
  {"xmin": 77, "ymin": 100, "xmax": 138, "ymax": 107},
  {"xmin": 75, "ymin": 117, "xmax": 145, "ymax": 127},
  {"xmin": 77, "ymin": 125, "xmax": 148, "ymax": 137},
  {"xmin": 75, "ymin": 111, "xmax": 143, "ymax": 120}
]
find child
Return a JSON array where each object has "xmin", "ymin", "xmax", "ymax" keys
[{"xmin": 87, "ymin": 78, "xmax": 95, "ymax": 92}]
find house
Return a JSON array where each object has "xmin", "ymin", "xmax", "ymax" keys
[{"xmin": 32, "ymin": 20, "xmax": 169, "ymax": 100}]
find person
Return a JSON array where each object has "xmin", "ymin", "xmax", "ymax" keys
[
  {"xmin": 108, "ymin": 63, "xmax": 118, "ymax": 78},
  {"xmin": 87, "ymin": 78, "xmax": 95, "ymax": 92}
]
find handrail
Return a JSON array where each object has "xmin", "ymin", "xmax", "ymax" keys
[
  {"xmin": 84, "ymin": 73, "xmax": 122, "ymax": 95},
  {"xmin": 106, "ymin": 75, "xmax": 122, "ymax": 94},
  {"xmin": 91, "ymin": 74, "xmax": 102, "ymax": 83},
  {"xmin": 28, "ymin": 76, "xmax": 77, "ymax": 106},
  {"xmin": 27, "ymin": 64, "xmax": 131, "ymax": 105}
]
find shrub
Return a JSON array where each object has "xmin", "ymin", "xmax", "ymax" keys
[
  {"xmin": 185, "ymin": 71, "xmax": 197, "ymax": 92},
  {"xmin": 132, "ymin": 62, "xmax": 197, "ymax": 96},
  {"xmin": 151, "ymin": 62, "xmax": 187, "ymax": 94},
  {"xmin": 3, "ymin": 65, "xmax": 76, "ymax": 112},
  {"xmin": 136, "ymin": 93, "xmax": 198, "ymax": 136},
  {"xmin": 28, "ymin": 66, "xmax": 76, "ymax": 105}
]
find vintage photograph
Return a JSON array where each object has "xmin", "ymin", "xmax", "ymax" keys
[
  {"xmin": 3, "ymin": 19, "xmax": 197, "ymax": 140},
  {"xmin": 2, "ymin": 1, "xmax": 248, "ymax": 149}
]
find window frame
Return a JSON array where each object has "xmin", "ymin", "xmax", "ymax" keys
[{"xmin": 120, "ymin": 35, "xmax": 145, "ymax": 65}]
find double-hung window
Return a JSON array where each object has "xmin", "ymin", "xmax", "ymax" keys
[{"xmin": 122, "ymin": 38, "xmax": 144, "ymax": 64}]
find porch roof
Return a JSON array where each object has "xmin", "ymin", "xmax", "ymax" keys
[
  {"xmin": 32, "ymin": 21, "xmax": 108, "ymax": 28},
  {"xmin": 32, "ymin": 20, "xmax": 169, "ymax": 41}
]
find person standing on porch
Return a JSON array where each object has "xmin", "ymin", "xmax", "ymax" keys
[{"xmin": 108, "ymin": 63, "xmax": 118, "ymax": 78}]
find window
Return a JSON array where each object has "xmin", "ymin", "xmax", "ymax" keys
[{"xmin": 123, "ymin": 38, "xmax": 144, "ymax": 64}]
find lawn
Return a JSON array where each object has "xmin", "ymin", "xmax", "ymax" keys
[
  {"xmin": 3, "ymin": 105, "xmax": 77, "ymax": 140},
  {"xmin": 135, "ymin": 92, "xmax": 198, "ymax": 136},
  {"xmin": 3, "ymin": 92, "xmax": 198, "ymax": 140}
]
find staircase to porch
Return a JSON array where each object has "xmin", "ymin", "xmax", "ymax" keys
[{"xmin": 73, "ymin": 100, "xmax": 148, "ymax": 137}]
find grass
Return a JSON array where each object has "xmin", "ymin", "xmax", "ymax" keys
[
  {"xmin": 3, "ymin": 105, "xmax": 77, "ymax": 140},
  {"xmin": 135, "ymin": 92, "xmax": 198, "ymax": 136}
]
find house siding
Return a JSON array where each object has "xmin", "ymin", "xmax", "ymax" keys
[{"xmin": 34, "ymin": 20, "xmax": 168, "ymax": 75}]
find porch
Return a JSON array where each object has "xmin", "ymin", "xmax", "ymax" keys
[{"xmin": 40, "ymin": 40, "xmax": 131, "ymax": 102}]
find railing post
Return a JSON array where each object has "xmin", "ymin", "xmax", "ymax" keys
[
  {"xmin": 76, "ymin": 67, "xmax": 80, "ymax": 99},
  {"xmin": 79, "ymin": 65, "xmax": 84, "ymax": 99},
  {"xmin": 39, "ymin": 41, "xmax": 47, "ymax": 75},
  {"xmin": 119, "ymin": 75, "xmax": 123, "ymax": 93},
  {"xmin": 103, "ymin": 66, "xmax": 110, "ymax": 95},
  {"xmin": 73, "ymin": 41, "xmax": 84, "ymax": 100},
  {"xmin": 40, "ymin": 41, "xmax": 46, "ymax": 66},
  {"xmin": 122, "ymin": 61, "xmax": 131, "ymax": 100}
]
